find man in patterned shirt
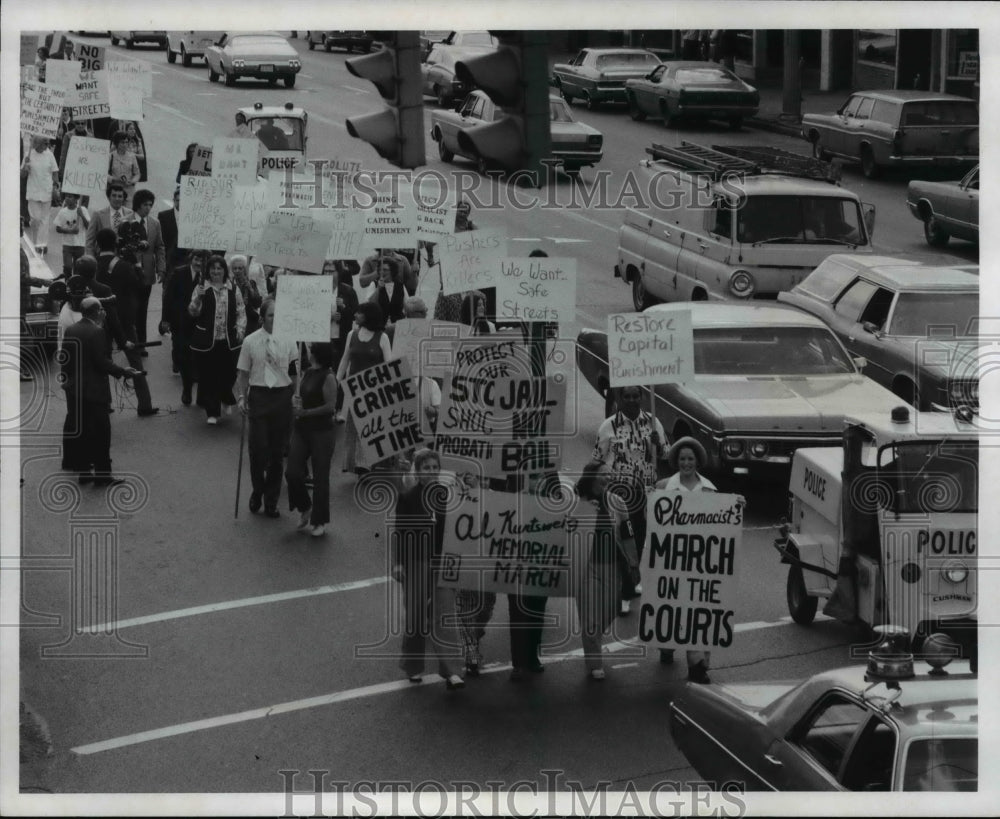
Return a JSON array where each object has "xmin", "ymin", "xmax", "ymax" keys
[{"xmin": 592, "ymin": 384, "xmax": 668, "ymax": 613}]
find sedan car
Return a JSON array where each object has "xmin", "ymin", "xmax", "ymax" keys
[
  {"xmin": 801, "ymin": 90, "xmax": 978, "ymax": 178},
  {"xmin": 624, "ymin": 61, "xmax": 759, "ymax": 129},
  {"xmin": 575, "ymin": 303, "xmax": 905, "ymax": 482},
  {"xmin": 906, "ymin": 164, "xmax": 978, "ymax": 247},
  {"xmin": 431, "ymin": 91, "xmax": 603, "ymax": 175},
  {"xmin": 778, "ymin": 255, "xmax": 979, "ymax": 411},
  {"xmin": 166, "ymin": 31, "xmax": 224, "ymax": 66},
  {"xmin": 308, "ymin": 31, "xmax": 374, "ymax": 53},
  {"xmin": 422, "ymin": 45, "xmax": 492, "ymax": 106},
  {"xmin": 109, "ymin": 31, "xmax": 166, "ymax": 49},
  {"xmin": 205, "ymin": 32, "xmax": 301, "ymax": 88},
  {"xmin": 551, "ymin": 48, "xmax": 661, "ymax": 110},
  {"xmin": 669, "ymin": 659, "xmax": 977, "ymax": 791}
]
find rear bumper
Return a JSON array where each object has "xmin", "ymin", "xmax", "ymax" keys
[
  {"xmin": 886, "ymin": 154, "xmax": 978, "ymax": 167},
  {"xmin": 553, "ymin": 149, "xmax": 603, "ymax": 168},
  {"xmin": 233, "ymin": 66, "xmax": 301, "ymax": 80},
  {"xmin": 677, "ymin": 103, "xmax": 759, "ymax": 118},
  {"xmin": 23, "ymin": 313, "xmax": 58, "ymax": 340}
]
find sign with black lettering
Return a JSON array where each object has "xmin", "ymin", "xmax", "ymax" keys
[
  {"xmin": 342, "ymin": 358, "xmax": 423, "ymax": 464},
  {"xmin": 607, "ymin": 310, "xmax": 694, "ymax": 387},
  {"xmin": 61, "ymin": 136, "xmax": 110, "ymax": 196},
  {"xmin": 496, "ymin": 256, "xmax": 576, "ymax": 323},
  {"xmin": 273, "ymin": 274, "xmax": 333, "ymax": 342},
  {"xmin": 436, "ymin": 228, "xmax": 506, "ymax": 295},
  {"xmin": 638, "ymin": 491, "xmax": 743, "ymax": 653},
  {"xmin": 177, "ymin": 175, "xmax": 235, "ymax": 250}
]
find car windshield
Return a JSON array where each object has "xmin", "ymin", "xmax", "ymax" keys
[
  {"xmin": 693, "ymin": 326, "xmax": 856, "ymax": 375},
  {"xmin": 249, "ymin": 117, "xmax": 304, "ymax": 151},
  {"xmin": 737, "ymin": 196, "xmax": 865, "ymax": 245},
  {"xmin": 230, "ymin": 36, "xmax": 286, "ymax": 48},
  {"xmin": 550, "ymin": 99, "xmax": 574, "ymax": 122},
  {"xmin": 459, "ymin": 32, "xmax": 495, "ymax": 47},
  {"xmin": 901, "ymin": 101, "xmax": 978, "ymax": 126},
  {"xmin": 596, "ymin": 53, "xmax": 659, "ymax": 68},
  {"xmin": 902, "ymin": 738, "xmax": 977, "ymax": 791},
  {"xmin": 673, "ymin": 67, "xmax": 735, "ymax": 84},
  {"xmin": 888, "ymin": 292, "xmax": 979, "ymax": 336},
  {"xmin": 878, "ymin": 440, "xmax": 978, "ymax": 513}
]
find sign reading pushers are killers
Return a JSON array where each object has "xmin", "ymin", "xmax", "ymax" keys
[
  {"xmin": 607, "ymin": 309, "xmax": 694, "ymax": 388},
  {"xmin": 60, "ymin": 137, "xmax": 110, "ymax": 196},
  {"xmin": 436, "ymin": 228, "xmax": 507, "ymax": 295}
]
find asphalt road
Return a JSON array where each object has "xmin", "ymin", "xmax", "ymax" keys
[{"xmin": 16, "ymin": 33, "xmax": 981, "ymax": 809}]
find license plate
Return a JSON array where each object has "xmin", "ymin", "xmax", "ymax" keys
[{"xmin": 260, "ymin": 64, "xmax": 274, "ymax": 73}]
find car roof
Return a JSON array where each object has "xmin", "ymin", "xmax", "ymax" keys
[
  {"xmin": 848, "ymin": 89, "xmax": 977, "ymax": 103},
  {"xmin": 734, "ymin": 175, "xmax": 859, "ymax": 197},
  {"xmin": 238, "ymin": 103, "xmax": 306, "ymax": 117},
  {"xmin": 645, "ymin": 302, "xmax": 827, "ymax": 329},
  {"xmin": 227, "ymin": 31, "xmax": 286, "ymax": 39},
  {"xmin": 581, "ymin": 48, "xmax": 658, "ymax": 56},
  {"xmin": 661, "ymin": 60, "xmax": 734, "ymax": 69},
  {"xmin": 813, "ymin": 255, "xmax": 980, "ymax": 291}
]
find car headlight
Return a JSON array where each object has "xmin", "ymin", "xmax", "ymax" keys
[
  {"xmin": 290, "ymin": 60, "xmax": 301, "ymax": 68},
  {"xmin": 31, "ymin": 295, "xmax": 47, "ymax": 311},
  {"xmin": 749, "ymin": 441, "xmax": 768, "ymax": 458},
  {"xmin": 729, "ymin": 269, "xmax": 755, "ymax": 298},
  {"xmin": 233, "ymin": 59, "xmax": 245, "ymax": 68},
  {"xmin": 942, "ymin": 563, "xmax": 969, "ymax": 584},
  {"xmin": 722, "ymin": 440, "xmax": 744, "ymax": 459}
]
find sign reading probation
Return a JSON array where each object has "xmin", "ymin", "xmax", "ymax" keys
[{"xmin": 607, "ymin": 310, "xmax": 694, "ymax": 387}]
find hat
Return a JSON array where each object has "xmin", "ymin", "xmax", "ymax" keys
[
  {"xmin": 667, "ymin": 436, "xmax": 708, "ymax": 471},
  {"xmin": 65, "ymin": 275, "xmax": 91, "ymax": 298}
]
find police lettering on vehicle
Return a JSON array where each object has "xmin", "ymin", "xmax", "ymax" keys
[
  {"xmin": 803, "ymin": 465, "xmax": 826, "ymax": 501},
  {"xmin": 917, "ymin": 529, "xmax": 976, "ymax": 555}
]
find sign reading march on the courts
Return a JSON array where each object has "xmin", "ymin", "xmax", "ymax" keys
[
  {"xmin": 638, "ymin": 490, "xmax": 743, "ymax": 654},
  {"xmin": 436, "ymin": 228, "xmax": 506, "ymax": 295},
  {"xmin": 273, "ymin": 274, "xmax": 334, "ymax": 342},
  {"xmin": 439, "ymin": 489, "xmax": 594, "ymax": 597},
  {"xmin": 390, "ymin": 318, "xmax": 472, "ymax": 380},
  {"xmin": 495, "ymin": 256, "xmax": 576, "ymax": 323},
  {"xmin": 607, "ymin": 310, "xmax": 694, "ymax": 387},
  {"xmin": 61, "ymin": 137, "xmax": 110, "ymax": 196},
  {"xmin": 342, "ymin": 358, "xmax": 423, "ymax": 464},
  {"xmin": 177, "ymin": 175, "xmax": 236, "ymax": 250}
]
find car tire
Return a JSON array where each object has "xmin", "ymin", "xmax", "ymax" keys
[
  {"xmin": 582, "ymin": 90, "xmax": 598, "ymax": 111},
  {"xmin": 476, "ymin": 156, "xmax": 489, "ymax": 176},
  {"xmin": 167, "ymin": 45, "xmax": 176, "ymax": 64},
  {"xmin": 559, "ymin": 82, "xmax": 573, "ymax": 105},
  {"xmin": 627, "ymin": 93, "xmax": 646, "ymax": 121},
  {"xmin": 181, "ymin": 45, "xmax": 192, "ymax": 67},
  {"xmin": 284, "ymin": 75, "xmax": 296, "ymax": 88},
  {"xmin": 728, "ymin": 115, "xmax": 743, "ymax": 130},
  {"xmin": 923, "ymin": 215, "xmax": 950, "ymax": 247},
  {"xmin": 224, "ymin": 70, "xmax": 236, "ymax": 87},
  {"xmin": 631, "ymin": 272, "xmax": 661, "ymax": 312},
  {"xmin": 208, "ymin": 66, "xmax": 219, "ymax": 83},
  {"xmin": 860, "ymin": 146, "xmax": 879, "ymax": 179},
  {"xmin": 786, "ymin": 566, "xmax": 818, "ymax": 625},
  {"xmin": 325, "ymin": 41, "xmax": 333, "ymax": 52},
  {"xmin": 110, "ymin": 34, "xmax": 119, "ymax": 46},
  {"xmin": 564, "ymin": 165, "xmax": 581, "ymax": 177},
  {"xmin": 125, "ymin": 35, "xmax": 135, "ymax": 50},
  {"xmin": 436, "ymin": 136, "xmax": 454, "ymax": 163}
]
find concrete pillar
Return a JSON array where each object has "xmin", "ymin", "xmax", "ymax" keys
[
  {"xmin": 783, "ymin": 30, "xmax": 802, "ymax": 119},
  {"xmin": 820, "ymin": 30, "xmax": 833, "ymax": 91}
]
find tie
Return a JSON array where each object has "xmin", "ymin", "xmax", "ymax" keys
[
  {"xmin": 264, "ymin": 336, "xmax": 278, "ymax": 388},
  {"xmin": 112, "ymin": 210, "xmax": 121, "ymax": 230}
]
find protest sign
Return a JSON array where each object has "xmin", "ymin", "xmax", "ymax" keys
[
  {"xmin": 212, "ymin": 137, "xmax": 259, "ymax": 184},
  {"xmin": 61, "ymin": 137, "xmax": 110, "ymax": 196},
  {"xmin": 607, "ymin": 310, "xmax": 694, "ymax": 388},
  {"xmin": 273, "ymin": 274, "xmax": 334, "ymax": 342},
  {"xmin": 265, "ymin": 167, "xmax": 365, "ymax": 259},
  {"xmin": 413, "ymin": 176, "xmax": 456, "ymax": 242},
  {"xmin": 390, "ymin": 318, "xmax": 472, "ymax": 380},
  {"xmin": 232, "ymin": 182, "xmax": 271, "ymax": 255},
  {"xmin": 322, "ymin": 208, "xmax": 366, "ymax": 260},
  {"xmin": 79, "ymin": 43, "xmax": 105, "ymax": 71},
  {"xmin": 436, "ymin": 228, "xmax": 507, "ymax": 295},
  {"xmin": 21, "ymin": 81, "xmax": 66, "ymax": 138},
  {"xmin": 21, "ymin": 65, "xmax": 39, "ymax": 84},
  {"xmin": 109, "ymin": 83, "xmax": 144, "ymax": 120},
  {"xmin": 69, "ymin": 70, "xmax": 109, "ymax": 118},
  {"xmin": 21, "ymin": 34, "xmax": 39, "ymax": 66},
  {"xmin": 638, "ymin": 490, "xmax": 743, "ymax": 653},
  {"xmin": 177, "ymin": 175, "xmax": 235, "ymax": 250},
  {"xmin": 359, "ymin": 185, "xmax": 418, "ymax": 251},
  {"xmin": 495, "ymin": 256, "xmax": 576, "ymax": 323},
  {"xmin": 188, "ymin": 144, "xmax": 212, "ymax": 176},
  {"xmin": 255, "ymin": 210, "xmax": 334, "ymax": 274},
  {"xmin": 439, "ymin": 489, "xmax": 595, "ymax": 597},
  {"xmin": 342, "ymin": 358, "xmax": 424, "ymax": 464},
  {"xmin": 106, "ymin": 60, "xmax": 153, "ymax": 97},
  {"xmin": 43, "ymin": 58, "xmax": 82, "ymax": 97}
]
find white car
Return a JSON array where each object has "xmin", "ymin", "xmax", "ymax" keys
[{"xmin": 166, "ymin": 31, "xmax": 225, "ymax": 67}]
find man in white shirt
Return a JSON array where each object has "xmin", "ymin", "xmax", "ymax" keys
[{"xmin": 235, "ymin": 297, "xmax": 299, "ymax": 517}]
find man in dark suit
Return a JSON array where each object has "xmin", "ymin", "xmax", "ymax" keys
[
  {"xmin": 120, "ymin": 189, "xmax": 166, "ymax": 348},
  {"xmin": 160, "ymin": 249, "xmax": 208, "ymax": 405},
  {"xmin": 85, "ymin": 183, "xmax": 133, "ymax": 257},
  {"xmin": 157, "ymin": 188, "xmax": 186, "ymax": 284},
  {"xmin": 61, "ymin": 297, "xmax": 142, "ymax": 486}
]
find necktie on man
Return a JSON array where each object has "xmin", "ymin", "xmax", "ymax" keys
[
  {"xmin": 113, "ymin": 210, "xmax": 121, "ymax": 230},
  {"xmin": 264, "ymin": 335, "xmax": 278, "ymax": 388}
]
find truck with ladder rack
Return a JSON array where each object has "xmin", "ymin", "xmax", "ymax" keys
[{"xmin": 615, "ymin": 141, "xmax": 877, "ymax": 310}]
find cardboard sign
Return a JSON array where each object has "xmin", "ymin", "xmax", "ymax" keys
[
  {"xmin": 20, "ymin": 81, "xmax": 67, "ymax": 138},
  {"xmin": 60, "ymin": 137, "xmax": 110, "ymax": 196},
  {"xmin": 106, "ymin": 60, "xmax": 152, "ymax": 97},
  {"xmin": 21, "ymin": 34, "xmax": 40, "ymax": 66},
  {"xmin": 212, "ymin": 137, "xmax": 259, "ymax": 184},
  {"xmin": 273, "ymin": 274, "xmax": 334, "ymax": 342},
  {"xmin": 439, "ymin": 488, "xmax": 594, "ymax": 597},
  {"xmin": 79, "ymin": 43, "xmax": 106, "ymax": 71},
  {"xmin": 177, "ymin": 175, "xmax": 236, "ymax": 250},
  {"xmin": 413, "ymin": 176, "xmax": 456, "ymax": 242},
  {"xmin": 390, "ymin": 318, "xmax": 472, "ymax": 380},
  {"xmin": 495, "ymin": 256, "xmax": 576, "ymax": 323},
  {"xmin": 342, "ymin": 358, "xmax": 424, "ymax": 463},
  {"xmin": 639, "ymin": 491, "xmax": 743, "ymax": 653},
  {"xmin": 42, "ymin": 58, "xmax": 82, "ymax": 96},
  {"xmin": 255, "ymin": 210, "xmax": 334, "ymax": 274},
  {"xmin": 69, "ymin": 70, "xmax": 109, "ymax": 118},
  {"xmin": 320, "ymin": 208, "xmax": 365, "ymax": 260},
  {"xmin": 108, "ymin": 83, "xmax": 143, "ymax": 121},
  {"xmin": 436, "ymin": 228, "xmax": 507, "ymax": 295},
  {"xmin": 359, "ymin": 185, "xmax": 418, "ymax": 251},
  {"xmin": 606, "ymin": 310, "xmax": 694, "ymax": 387},
  {"xmin": 21, "ymin": 65, "xmax": 39, "ymax": 84},
  {"xmin": 188, "ymin": 144, "xmax": 213, "ymax": 177},
  {"xmin": 232, "ymin": 182, "xmax": 271, "ymax": 255}
]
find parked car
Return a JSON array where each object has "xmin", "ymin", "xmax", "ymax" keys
[
  {"xmin": 801, "ymin": 90, "xmax": 978, "ymax": 179},
  {"xmin": 551, "ymin": 48, "xmax": 661, "ymax": 110},
  {"xmin": 669, "ymin": 656, "xmax": 977, "ymax": 790},
  {"xmin": 778, "ymin": 255, "xmax": 979, "ymax": 411},
  {"xmin": 205, "ymin": 32, "xmax": 301, "ymax": 88},
  {"xmin": 624, "ymin": 60, "xmax": 759, "ymax": 129},
  {"xmin": 20, "ymin": 235, "xmax": 59, "ymax": 349},
  {"xmin": 108, "ymin": 31, "xmax": 167, "ymax": 49},
  {"xmin": 906, "ymin": 164, "xmax": 979, "ymax": 247},
  {"xmin": 309, "ymin": 31, "xmax": 374, "ymax": 53},
  {"xmin": 420, "ymin": 30, "xmax": 454, "ymax": 60},
  {"xmin": 575, "ymin": 303, "xmax": 905, "ymax": 483},
  {"xmin": 422, "ymin": 45, "xmax": 491, "ymax": 106},
  {"xmin": 438, "ymin": 31, "xmax": 497, "ymax": 49},
  {"xmin": 430, "ymin": 91, "xmax": 603, "ymax": 175},
  {"xmin": 166, "ymin": 31, "xmax": 224, "ymax": 66}
]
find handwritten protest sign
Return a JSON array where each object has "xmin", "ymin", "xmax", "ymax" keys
[
  {"xmin": 606, "ymin": 310, "xmax": 694, "ymax": 388},
  {"xmin": 106, "ymin": 60, "xmax": 153, "ymax": 97},
  {"xmin": 273, "ymin": 274, "xmax": 334, "ymax": 342},
  {"xmin": 359, "ymin": 185, "xmax": 418, "ymax": 251},
  {"xmin": 321, "ymin": 208, "xmax": 366, "ymax": 260},
  {"xmin": 21, "ymin": 34, "xmax": 39, "ymax": 66},
  {"xmin": 413, "ymin": 176, "xmax": 456, "ymax": 242},
  {"xmin": 188, "ymin": 144, "xmax": 212, "ymax": 176},
  {"xmin": 255, "ymin": 210, "xmax": 334, "ymax": 274},
  {"xmin": 212, "ymin": 137, "xmax": 259, "ymax": 184},
  {"xmin": 21, "ymin": 81, "xmax": 66, "ymax": 138},
  {"xmin": 21, "ymin": 65, "xmax": 39, "ymax": 84},
  {"xmin": 638, "ymin": 490, "xmax": 743, "ymax": 653},
  {"xmin": 109, "ymin": 83, "xmax": 144, "ymax": 120},
  {"xmin": 79, "ymin": 43, "xmax": 105, "ymax": 71},
  {"xmin": 342, "ymin": 358, "xmax": 424, "ymax": 464},
  {"xmin": 69, "ymin": 70, "xmax": 109, "ymax": 118},
  {"xmin": 177, "ymin": 175, "xmax": 235, "ymax": 250},
  {"xmin": 495, "ymin": 256, "xmax": 576, "ymax": 323},
  {"xmin": 390, "ymin": 318, "xmax": 472, "ymax": 380},
  {"xmin": 439, "ymin": 489, "xmax": 594, "ymax": 597},
  {"xmin": 43, "ymin": 58, "xmax": 82, "ymax": 97},
  {"xmin": 436, "ymin": 229, "xmax": 507, "ymax": 295},
  {"xmin": 232, "ymin": 182, "xmax": 271, "ymax": 255},
  {"xmin": 61, "ymin": 137, "xmax": 110, "ymax": 196}
]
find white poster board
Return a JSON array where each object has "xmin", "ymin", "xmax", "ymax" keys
[
  {"xmin": 60, "ymin": 137, "xmax": 110, "ymax": 196},
  {"xmin": 606, "ymin": 310, "xmax": 694, "ymax": 387},
  {"xmin": 177, "ymin": 175, "xmax": 236, "ymax": 250},
  {"xmin": 273, "ymin": 274, "xmax": 334, "ymax": 342},
  {"xmin": 436, "ymin": 228, "xmax": 507, "ymax": 295},
  {"xmin": 495, "ymin": 256, "xmax": 576, "ymax": 323}
]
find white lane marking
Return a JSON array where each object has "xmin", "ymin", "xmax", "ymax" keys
[
  {"xmin": 144, "ymin": 100, "xmax": 205, "ymax": 127},
  {"xmin": 543, "ymin": 237, "xmax": 590, "ymax": 244},
  {"xmin": 344, "ymin": 85, "xmax": 371, "ymax": 95},
  {"xmin": 83, "ymin": 576, "xmax": 389, "ymax": 634},
  {"xmin": 69, "ymin": 620, "xmax": 804, "ymax": 755},
  {"xmin": 611, "ymin": 662, "xmax": 639, "ymax": 669}
]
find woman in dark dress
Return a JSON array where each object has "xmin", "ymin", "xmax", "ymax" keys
[
  {"xmin": 369, "ymin": 258, "xmax": 406, "ymax": 325},
  {"xmin": 286, "ymin": 342, "xmax": 338, "ymax": 537}
]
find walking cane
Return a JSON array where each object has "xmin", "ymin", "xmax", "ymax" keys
[{"xmin": 234, "ymin": 409, "xmax": 247, "ymax": 519}]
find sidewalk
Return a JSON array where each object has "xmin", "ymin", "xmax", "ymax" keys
[{"xmin": 747, "ymin": 85, "xmax": 848, "ymax": 137}]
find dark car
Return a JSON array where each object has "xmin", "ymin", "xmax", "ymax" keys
[
  {"xmin": 907, "ymin": 164, "xmax": 979, "ymax": 247},
  {"xmin": 308, "ymin": 31, "xmax": 374, "ymax": 53},
  {"xmin": 624, "ymin": 60, "xmax": 760, "ymax": 129},
  {"xmin": 778, "ymin": 254, "xmax": 979, "ymax": 411},
  {"xmin": 109, "ymin": 31, "xmax": 167, "ymax": 49},
  {"xmin": 421, "ymin": 45, "xmax": 492, "ymax": 106},
  {"xmin": 802, "ymin": 90, "xmax": 978, "ymax": 179},
  {"xmin": 551, "ymin": 48, "xmax": 661, "ymax": 110},
  {"xmin": 669, "ymin": 658, "xmax": 977, "ymax": 791},
  {"xmin": 575, "ymin": 303, "xmax": 904, "ymax": 482},
  {"xmin": 205, "ymin": 31, "xmax": 301, "ymax": 88}
]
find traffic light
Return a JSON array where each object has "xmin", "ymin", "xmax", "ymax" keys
[
  {"xmin": 345, "ymin": 31, "xmax": 425, "ymax": 169},
  {"xmin": 454, "ymin": 31, "xmax": 551, "ymax": 185}
]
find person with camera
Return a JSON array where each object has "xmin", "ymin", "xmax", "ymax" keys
[{"xmin": 120, "ymin": 189, "xmax": 166, "ymax": 349}]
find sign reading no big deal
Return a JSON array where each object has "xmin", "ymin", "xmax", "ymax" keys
[
  {"xmin": 607, "ymin": 310, "xmax": 694, "ymax": 387},
  {"xmin": 495, "ymin": 256, "xmax": 576, "ymax": 323}
]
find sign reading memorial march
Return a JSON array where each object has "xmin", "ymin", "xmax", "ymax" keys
[
  {"xmin": 177, "ymin": 175, "xmax": 235, "ymax": 250},
  {"xmin": 61, "ymin": 137, "xmax": 110, "ymax": 196},
  {"xmin": 638, "ymin": 490, "xmax": 743, "ymax": 653},
  {"xmin": 342, "ymin": 358, "xmax": 423, "ymax": 464},
  {"xmin": 607, "ymin": 310, "xmax": 694, "ymax": 387},
  {"xmin": 495, "ymin": 256, "xmax": 576, "ymax": 323},
  {"xmin": 436, "ymin": 228, "xmax": 506, "ymax": 295},
  {"xmin": 20, "ymin": 81, "xmax": 66, "ymax": 138},
  {"xmin": 273, "ymin": 274, "xmax": 334, "ymax": 342}
]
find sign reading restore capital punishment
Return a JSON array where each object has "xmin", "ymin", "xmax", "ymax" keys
[
  {"xmin": 638, "ymin": 491, "xmax": 743, "ymax": 654},
  {"xmin": 439, "ymin": 489, "xmax": 595, "ymax": 597},
  {"xmin": 342, "ymin": 358, "xmax": 424, "ymax": 465},
  {"xmin": 607, "ymin": 310, "xmax": 694, "ymax": 388}
]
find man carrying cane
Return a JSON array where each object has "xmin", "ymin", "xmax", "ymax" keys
[{"xmin": 234, "ymin": 298, "xmax": 298, "ymax": 518}]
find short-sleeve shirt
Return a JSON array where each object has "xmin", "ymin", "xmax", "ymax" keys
[
  {"xmin": 237, "ymin": 328, "xmax": 298, "ymax": 387},
  {"xmin": 25, "ymin": 149, "xmax": 59, "ymax": 201},
  {"xmin": 592, "ymin": 410, "xmax": 667, "ymax": 490},
  {"xmin": 657, "ymin": 472, "xmax": 717, "ymax": 492},
  {"xmin": 53, "ymin": 206, "xmax": 90, "ymax": 247}
]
